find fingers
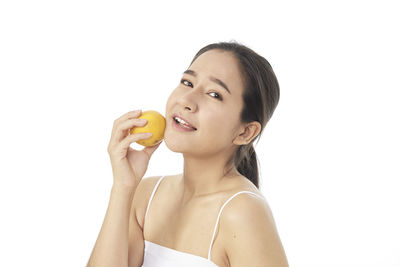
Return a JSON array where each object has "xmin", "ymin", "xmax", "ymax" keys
[
  {"xmin": 114, "ymin": 109, "xmax": 142, "ymax": 126},
  {"xmin": 108, "ymin": 109, "xmax": 150, "ymax": 154},
  {"xmin": 115, "ymin": 117, "xmax": 148, "ymax": 142},
  {"xmin": 108, "ymin": 131, "xmax": 152, "ymax": 158},
  {"xmin": 117, "ymin": 132, "xmax": 153, "ymax": 154},
  {"xmin": 111, "ymin": 110, "xmax": 141, "ymax": 136},
  {"xmin": 143, "ymin": 140, "xmax": 162, "ymax": 157}
]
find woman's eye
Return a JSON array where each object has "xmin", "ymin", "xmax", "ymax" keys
[
  {"xmin": 181, "ymin": 79, "xmax": 192, "ymax": 87},
  {"xmin": 180, "ymin": 79, "xmax": 223, "ymax": 101},
  {"xmin": 209, "ymin": 92, "xmax": 222, "ymax": 100}
]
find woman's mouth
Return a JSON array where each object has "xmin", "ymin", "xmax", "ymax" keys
[{"xmin": 172, "ymin": 117, "xmax": 197, "ymax": 132}]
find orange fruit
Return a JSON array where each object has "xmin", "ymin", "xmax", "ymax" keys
[{"xmin": 129, "ymin": 110, "xmax": 166, "ymax": 147}]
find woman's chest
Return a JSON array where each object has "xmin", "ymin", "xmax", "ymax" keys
[{"xmin": 142, "ymin": 192, "xmax": 231, "ymax": 267}]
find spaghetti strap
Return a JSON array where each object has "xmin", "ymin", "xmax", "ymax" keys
[
  {"xmin": 144, "ymin": 175, "xmax": 166, "ymax": 226},
  {"xmin": 207, "ymin": 191, "xmax": 265, "ymax": 260},
  {"xmin": 142, "ymin": 178, "xmax": 265, "ymax": 264}
]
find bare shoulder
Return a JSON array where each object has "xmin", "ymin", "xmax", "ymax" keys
[
  {"xmin": 134, "ymin": 176, "xmax": 163, "ymax": 201},
  {"xmin": 133, "ymin": 175, "xmax": 169, "ymax": 229},
  {"xmin": 219, "ymin": 190, "xmax": 289, "ymax": 267},
  {"xmin": 137, "ymin": 175, "xmax": 164, "ymax": 193},
  {"xmin": 221, "ymin": 190, "xmax": 271, "ymax": 224}
]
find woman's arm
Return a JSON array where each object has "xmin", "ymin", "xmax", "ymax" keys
[
  {"xmin": 87, "ymin": 109, "xmax": 162, "ymax": 266},
  {"xmin": 222, "ymin": 194, "xmax": 289, "ymax": 267},
  {"xmin": 87, "ymin": 184, "xmax": 137, "ymax": 267}
]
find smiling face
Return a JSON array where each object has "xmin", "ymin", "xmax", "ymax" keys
[{"xmin": 164, "ymin": 49, "xmax": 249, "ymax": 157}]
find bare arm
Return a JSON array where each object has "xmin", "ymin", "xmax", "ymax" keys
[
  {"xmin": 87, "ymin": 184, "xmax": 137, "ymax": 267},
  {"xmin": 87, "ymin": 109, "xmax": 162, "ymax": 266}
]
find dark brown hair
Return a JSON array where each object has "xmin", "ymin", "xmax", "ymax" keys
[{"xmin": 188, "ymin": 40, "xmax": 280, "ymax": 188}]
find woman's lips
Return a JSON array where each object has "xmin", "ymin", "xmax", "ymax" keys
[
  {"xmin": 172, "ymin": 117, "xmax": 197, "ymax": 132},
  {"xmin": 172, "ymin": 114, "xmax": 197, "ymax": 130}
]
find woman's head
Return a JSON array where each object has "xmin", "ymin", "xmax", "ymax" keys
[{"xmin": 164, "ymin": 41, "xmax": 280, "ymax": 188}]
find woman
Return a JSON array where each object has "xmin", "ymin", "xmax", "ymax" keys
[{"xmin": 87, "ymin": 41, "xmax": 289, "ymax": 267}]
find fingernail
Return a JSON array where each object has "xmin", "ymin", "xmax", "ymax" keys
[{"xmin": 138, "ymin": 119, "xmax": 147, "ymax": 123}]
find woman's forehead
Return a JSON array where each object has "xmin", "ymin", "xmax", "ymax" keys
[{"xmin": 189, "ymin": 50, "xmax": 245, "ymax": 93}]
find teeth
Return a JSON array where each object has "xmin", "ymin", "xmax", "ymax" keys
[
  {"xmin": 174, "ymin": 117, "xmax": 195, "ymax": 129},
  {"xmin": 175, "ymin": 117, "xmax": 190, "ymax": 126}
]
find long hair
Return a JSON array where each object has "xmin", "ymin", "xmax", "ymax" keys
[{"xmin": 188, "ymin": 41, "xmax": 280, "ymax": 188}]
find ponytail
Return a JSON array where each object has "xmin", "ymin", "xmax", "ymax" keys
[{"xmin": 235, "ymin": 143, "xmax": 260, "ymax": 188}]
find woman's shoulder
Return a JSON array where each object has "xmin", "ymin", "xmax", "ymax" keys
[
  {"xmin": 139, "ymin": 174, "xmax": 177, "ymax": 188},
  {"xmin": 135, "ymin": 175, "xmax": 174, "ymax": 228},
  {"xmin": 219, "ymin": 175, "xmax": 269, "ymax": 220},
  {"xmin": 136, "ymin": 174, "xmax": 179, "ymax": 201},
  {"xmin": 226, "ymin": 175, "xmax": 264, "ymax": 199},
  {"xmin": 220, "ymin": 176, "xmax": 270, "ymax": 227}
]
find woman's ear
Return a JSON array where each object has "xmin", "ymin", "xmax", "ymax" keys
[{"xmin": 233, "ymin": 121, "xmax": 261, "ymax": 145}]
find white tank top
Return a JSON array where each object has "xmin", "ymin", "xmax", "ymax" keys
[{"xmin": 140, "ymin": 175, "xmax": 265, "ymax": 267}]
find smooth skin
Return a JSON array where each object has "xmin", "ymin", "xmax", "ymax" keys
[
  {"xmin": 88, "ymin": 49, "xmax": 288, "ymax": 267},
  {"xmin": 164, "ymin": 49, "xmax": 261, "ymax": 199},
  {"xmin": 87, "ymin": 110, "xmax": 162, "ymax": 267},
  {"xmin": 163, "ymin": 49, "xmax": 288, "ymax": 266},
  {"xmin": 108, "ymin": 110, "xmax": 162, "ymax": 187}
]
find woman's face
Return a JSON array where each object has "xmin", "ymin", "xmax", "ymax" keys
[{"xmin": 164, "ymin": 49, "xmax": 247, "ymax": 156}]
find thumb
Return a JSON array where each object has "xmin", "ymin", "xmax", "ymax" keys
[{"xmin": 143, "ymin": 140, "xmax": 162, "ymax": 157}]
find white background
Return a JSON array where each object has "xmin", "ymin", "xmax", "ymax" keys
[{"xmin": 1, "ymin": 1, "xmax": 399, "ymax": 266}]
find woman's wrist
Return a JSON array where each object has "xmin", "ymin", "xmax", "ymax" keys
[{"xmin": 111, "ymin": 183, "xmax": 137, "ymax": 196}]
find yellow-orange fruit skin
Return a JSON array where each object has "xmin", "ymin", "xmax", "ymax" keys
[{"xmin": 129, "ymin": 110, "xmax": 166, "ymax": 147}]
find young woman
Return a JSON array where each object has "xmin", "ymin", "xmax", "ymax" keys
[{"xmin": 87, "ymin": 41, "xmax": 289, "ymax": 267}]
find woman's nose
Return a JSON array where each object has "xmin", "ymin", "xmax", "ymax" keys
[{"xmin": 178, "ymin": 88, "xmax": 199, "ymax": 112}]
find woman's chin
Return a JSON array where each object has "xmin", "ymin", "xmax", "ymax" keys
[{"xmin": 163, "ymin": 134, "xmax": 186, "ymax": 152}]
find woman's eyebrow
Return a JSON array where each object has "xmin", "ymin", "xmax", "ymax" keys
[{"xmin": 183, "ymin": 69, "xmax": 231, "ymax": 94}]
